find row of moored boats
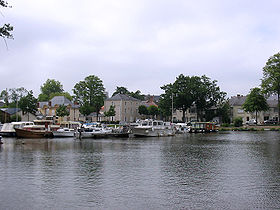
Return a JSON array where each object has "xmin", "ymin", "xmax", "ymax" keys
[{"xmin": 0, "ymin": 119, "xmax": 217, "ymax": 139}]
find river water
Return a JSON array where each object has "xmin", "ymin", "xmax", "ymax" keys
[{"xmin": 0, "ymin": 131, "xmax": 280, "ymax": 210}]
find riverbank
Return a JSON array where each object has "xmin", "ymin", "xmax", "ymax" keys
[{"xmin": 218, "ymin": 125, "xmax": 280, "ymax": 131}]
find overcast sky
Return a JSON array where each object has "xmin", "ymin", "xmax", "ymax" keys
[{"xmin": 1, "ymin": 0, "xmax": 280, "ymax": 98}]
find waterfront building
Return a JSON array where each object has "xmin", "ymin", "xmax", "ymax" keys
[
  {"xmin": 38, "ymin": 96, "xmax": 80, "ymax": 123},
  {"xmin": 104, "ymin": 94, "xmax": 141, "ymax": 123},
  {"xmin": 0, "ymin": 107, "xmax": 37, "ymax": 123},
  {"xmin": 229, "ymin": 94, "xmax": 279, "ymax": 124}
]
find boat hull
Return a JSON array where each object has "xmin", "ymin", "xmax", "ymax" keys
[
  {"xmin": 132, "ymin": 127, "xmax": 174, "ymax": 137},
  {"xmin": 15, "ymin": 128, "xmax": 53, "ymax": 138},
  {"xmin": 53, "ymin": 131, "xmax": 75, "ymax": 137}
]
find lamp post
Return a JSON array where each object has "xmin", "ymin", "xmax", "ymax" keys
[{"xmin": 171, "ymin": 93, "xmax": 174, "ymax": 123}]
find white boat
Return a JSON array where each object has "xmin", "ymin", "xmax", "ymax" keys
[
  {"xmin": 132, "ymin": 119, "xmax": 175, "ymax": 137},
  {"xmin": 53, "ymin": 128, "xmax": 75, "ymax": 137},
  {"xmin": 0, "ymin": 121, "xmax": 35, "ymax": 137},
  {"xmin": 75, "ymin": 124, "xmax": 112, "ymax": 139},
  {"xmin": 174, "ymin": 123, "xmax": 191, "ymax": 134}
]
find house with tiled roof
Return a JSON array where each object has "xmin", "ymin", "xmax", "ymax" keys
[
  {"xmin": 104, "ymin": 94, "xmax": 141, "ymax": 123},
  {"xmin": 38, "ymin": 96, "xmax": 80, "ymax": 123},
  {"xmin": 0, "ymin": 108, "xmax": 37, "ymax": 123},
  {"xmin": 229, "ymin": 94, "xmax": 279, "ymax": 124}
]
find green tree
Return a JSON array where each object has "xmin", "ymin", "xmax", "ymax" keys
[
  {"xmin": 104, "ymin": 105, "xmax": 116, "ymax": 122},
  {"xmin": 112, "ymin": 86, "xmax": 130, "ymax": 96},
  {"xmin": 160, "ymin": 74, "xmax": 226, "ymax": 122},
  {"xmin": 148, "ymin": 105, "xmax": 159, "ymax": 119},
  {"xmin": 79, "ymin": 103, "xmax": 94, "ymax": 117},
  {"xmin": 159, "ymin": 84, "xmax": 173, "ymax": 120},
  {"xmin": 112, "ymin": 87, "xmax": 145, "ymax": 100},
  {"xmin": 73, "ymin": 75, "xmax": 106, "ymax": 121},
  {"xmin": 193, "ymin": 75, "xmax": 226, "ymax": 121},
  {"xmin": 216, "ymin": 100, "xmax": 231, "ymax": 124},
  {"xmin": 233, "ymin": 117, "xmax": 243, "ymax": 127},
  {"xmin": 38, "ymin": 79, "xmax": 64, "ymax": 101},
  {"xmin": 130, "ymin": 90, "xmax": 145, "ymax": 101},
  {"xmin": 10, "ymin": 114, "xmax": 21, "ymax": 122},
  {"xmin": 49, "ymin": 92, "xmax": 73, "ymax": 101},
  {"xmin": 0, "ymin": 1, "xmax": 13, "ymax": 41},
  {"xmin": 0, "ymin": 89, "xmax": 9, "ymax": 105},
  {"xmin": 242, "ymin": 87, "xmax": 268, "ymax": 124},
  {"xmin": 138, "ymin": 105, "xmax": 149, "ymax": 117},
  {"xmin": 56, "ymin": 104, "xmax": 70, "ymax": 118},
  {"xmin": 18, "ymin": 91, "xmax": 37, "ymax": 121},
  {"xmin": 261, "ymin": 52, "xmax": 280, "ymax": 122},
  {"xmin": 9, "ymin": 87, "xmax": 27, "ymax": 107}
]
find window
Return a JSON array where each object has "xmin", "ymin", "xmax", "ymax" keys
[
  {"xmin": 264, "ymin": 116, "xmax": 269, "ymax": 121},
  {"xmin": 237, "ymin": 108, "xmax": 244, "ymax": 113}
]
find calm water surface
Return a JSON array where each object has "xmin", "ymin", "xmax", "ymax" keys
[{"xmin": 0, "ymin": 131, "xmax": 280, "ymax": 209}]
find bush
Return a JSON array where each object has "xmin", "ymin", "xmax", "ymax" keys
[
  {"xmin": 233, "ymin": 117, "xmax": 243, "ymax": 127},
  {"xmin": 10, "ymin": 114, "xmax": 21, "ymax": 122},
  {"xmin": 221, "ymin": 123, "xmax": 230, "ymax": 127}
]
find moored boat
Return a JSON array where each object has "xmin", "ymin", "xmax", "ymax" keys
[
  {"xmin": 53, "ymin": 128, "xmax": 75, "ymax": 137},
  {"xmin": 75, "ymin": 124, "xmax": 112, "ymax": 139},
  {"xmin": 15, "ymin": 127, "xmax": 53, "ymax": 138},
  {"xmin": 0, "ymin": 122, "xmax": 35, "ymax": 137},
  {"xmin": 189, "ymin": 122, "xmax": 217, "ymax": 133},
  {"xmin": 132, "ymin": 119, "xmax": 175, "ymax": 137}
]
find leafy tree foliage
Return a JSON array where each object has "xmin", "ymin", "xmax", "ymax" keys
[
  {"xmin": 49, "ymin": 92, "xmax": 73, "ymax": 101},
  {"xmin": 261, "ymin": 52, "xmax": 280, "ymax": 122},
  {"xmin": 159, "ymin": 84, "xmax": 173, "ymax": 120},
  {"xmin": 9, "ymin": 87, "xmax": 27, "ymax": 106},
  {"xmin": 0, "ymin": 87, "xmax": 27, "ymax": 107},
  {"xmin": 148, "ymin": 105, "xmax": 159, "ymax": 119},
  {"xmin": 160, "ymin": 74, "xmax": 226, "ymax": 122},
  {"xmin": 138, "ymin": 105, "xmax": 149, "ymax": 116},
  {"xmin": 130, "ymin": 90, "xmax": 145, "ymax": 101},
  {"xmin": 104, "ymin": 105, "xmax": 116, "ymax": 122},
  {"xmin": 38, "ymin": 79, "xmax": 64, "ymax": 101},
  {"xmin": 112, "ymin": 87, "xmax": 130, "ymax": 96},
  {"xmin": 0, "ymin": 89, "xmax": 9, "ymax": 105},
  {"xmin": 233, "ymin": 117, "xmax": 243, "ymax": 127},
  {"xmin": 10, "ymin": 114, "xmax": 21, "ymax": 122},
  {"xmin": 56, "ymin": 104, "xmax": 70, "ymax": 118},
  {"xmin": 0, "ymin": 1, "xmax": 13, "ymax": 40},
  {"xmin": 242, "ymin": 87, "xmax": 268, "ymax": 124},
  {"xmin": 79, "ymin": 103, "xmax": 94, "ymax": 117},
  {"xmin": 73, "ymin": 75, "xmax": 106, "ymax": 120},
  {"xmin": 18, "ymin": 91, "xmax": 37, "ymax": 121},
  {"xmin": 112, "ymin": 86, "xmax": 145, "ymax": 101}
]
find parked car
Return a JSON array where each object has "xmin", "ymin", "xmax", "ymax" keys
[
  {"xmin": 264, "ymin": 119, "xmax": 278, "ymax": 125},
  {"xmin": 246, "ymin": 119, "xmax": 256, "ymax": 125}
]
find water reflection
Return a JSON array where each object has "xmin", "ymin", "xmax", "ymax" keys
[{"xmin": 0, "ymin": 132, "xmax": 279, "ymax": 209}]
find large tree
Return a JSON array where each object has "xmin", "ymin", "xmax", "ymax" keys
[
  {"xmin": 148, "ymin": 105, "xmax": 159, "ymax": 119},
  {"xmin": 242, "ymin": 87, "xmax": 268, "ymax": 124},
  {"xmin": 38, "ymin": 79, "xmax": 64, "ymax": 101},
  {"xmin": 261, "ymin": 52, "xmax": 280, "ymax": 122},
  {"xmin": 104, "ymin": 105, "xmax": 116, "ymax": 122},
  {"xmin": 0, "ymin": 87, "xmax": 27, "ymax": 107},
  {"xmin": 159, "ymin": 74, "xmax": 226, "ymax": 122},
  {"xmin": 0, "ymin": 1, "xmax": 13, "ymax": 42},
  {"xmin": 138, "ymin": 105, "xmax": 149, "ymax": 117},
  {"xmin": 112, "ymin": 86, "xmax": 145, "ymax": 100},
  {"xmin": 112, "ymin": 86, "xmax": 130, "ymax": 96},
  {"xmin": 73, "ymin": 75, "xmax": 106, "ymax": 121},
  {"xmin": 18, "ymin": 91, "xmax": 37, "ymax": 121},
  {"xmin": 159, "ymin": 83, "xmax": 173, "ymax": 120},
  {"xmin": 194, "ymin": 75, "xmax": 226, "ymax": 121}
]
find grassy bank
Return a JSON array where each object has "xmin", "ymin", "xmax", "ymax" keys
[{"xmin": 218, "ymin": 125, "xmax": 280, "ymax": 131}]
